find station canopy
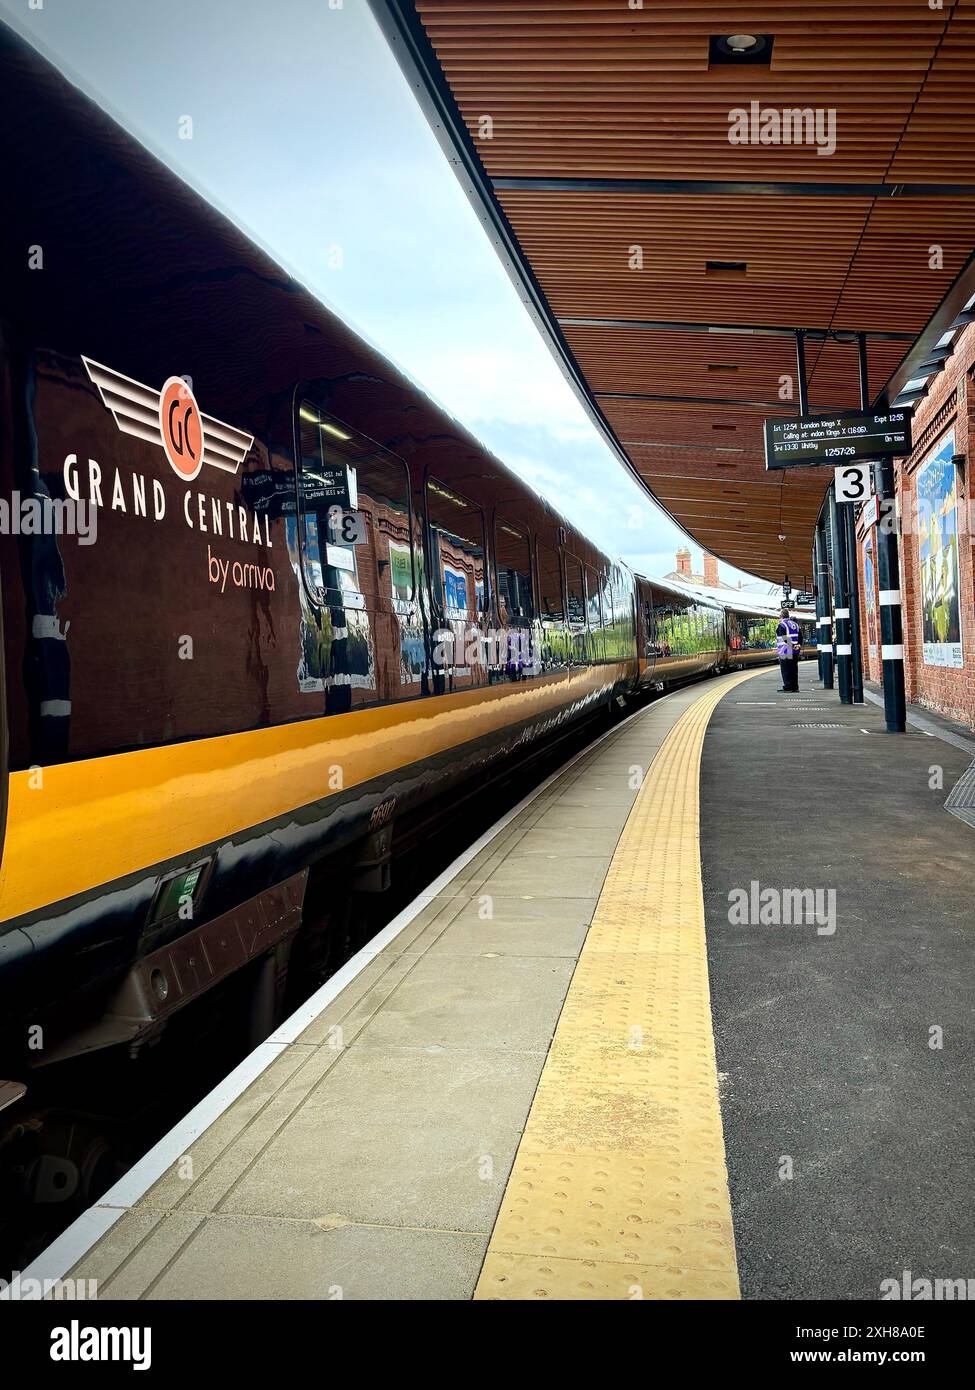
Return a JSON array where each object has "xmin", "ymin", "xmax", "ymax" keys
[{"xmin": 372, "ymin": 0, "xmax": 975, "ymax": 583}]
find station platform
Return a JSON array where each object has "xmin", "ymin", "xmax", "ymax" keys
[{"xmin": 23, "ymin": 665, "xmax": 975, "ymax": 1301}]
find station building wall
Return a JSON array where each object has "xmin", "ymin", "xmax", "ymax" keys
[{"xmin": 857, "ymin": 322, "xmax": 975, "ymax": 729}]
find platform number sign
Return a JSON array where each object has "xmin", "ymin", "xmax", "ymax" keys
[
  {"xmin": 834, "ymin": 462, "xmax": 873, "ymax": 503},
  {"xmin": 327, "ymin": 506, "xmax": 367, "ymax": 546}
]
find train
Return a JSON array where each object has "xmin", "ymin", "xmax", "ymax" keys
[{"xmin": 0, "ymin": 24, "xmax": 813, "ymax": 1139}]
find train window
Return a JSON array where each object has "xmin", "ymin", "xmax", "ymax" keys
[
  {"xmin": 293, "ymin": 399, "xmax": 421, "ymax": 708},
  {"xmin": 586, "ymin": 566, "xmax": 603, "ymax": 661},
  {"xmin": 645, "ymin": 598, "xmax": 658, "ymax": 656},
  {"xmin": 294, "ymin": 402, "xmax": 412, "ymax": 598},
  {"xmin": 426, "ymin": 479, "xmax": 487, "ymax": 620},
  {"xmin": 746, "ymin": 615, "xmax": 777, "ymax": 650},
  {"xmin": 295, "ymin": 401, "xmax": 355, "ymax": 606},
  {"xmin": 653, "ymin": 595, "xmax": 688, "ymax": 657},
  {"xmin": 495, "ymin": 518, "xmax": 535, "ymax": 623},
  {"xmin": 615, "ymin": 570, "xmax": 635, "ymax": 655},
  {"xmin": 565, "ymin": 553, "xmax": 587, "ymax": 662},
  {"xmin": 677, "ymin": 609, "xmax": 689, "ymax": 655},
  {"xmin": 536, "ymin": 537, "xmax": 564, "ymax": 623},
  {"xmin": 602, "ymin": 572, "xmax": 616, "ymax": 660}
]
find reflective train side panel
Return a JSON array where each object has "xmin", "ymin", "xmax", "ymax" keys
[{"xmin": 633, "ymin": 575, "xmax": 728, "ymax": 688}]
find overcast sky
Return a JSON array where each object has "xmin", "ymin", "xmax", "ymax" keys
[{"xmin": 1, "ymin": 0, "xmax": 762, "ymax": 587}]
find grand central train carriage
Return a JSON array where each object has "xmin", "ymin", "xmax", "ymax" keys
[
  {"xmin": 0, "ymin": 24, "xmax": 808, "ymax": 1162},
  {"xmin": 0, "ymin": 25, "xmax": 643, "ymax": 1087}
]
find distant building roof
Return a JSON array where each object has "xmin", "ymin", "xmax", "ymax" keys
[{"xmin": 662, "ymin": 568, "xmax": 738, "ymax": 589}]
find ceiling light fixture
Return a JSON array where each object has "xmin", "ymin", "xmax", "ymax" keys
[
  {"xmin": 709, "ymin": 33, "xmax": 773, "ymax": 65},
  {"xmin": 320, "ymin": 421, "xmax": 352, "ymax": 441}
]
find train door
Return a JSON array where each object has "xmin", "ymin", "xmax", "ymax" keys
[
  {"xmin": 644, "ymin": 591, "xmax": 657, "ymax": 677},
  {"xmin": 494, "ymin": 515, "xmax": 536, "ymax": 679},
  {"xmin": 564, "ymin": 552, "xmax": 588, "ymax": 665},
  {"xmin": 293, "ymin": 398, "xmax": 423, "ymax": 711},
  {"xmin": 535, "ymin": 535, "xmax": 567, "ymax": 672},
  {"xmin": 601, "ymin": 571, "xmax": 616, "ymax": 662},
  {"xmin": 585, "ymin": 566, "xmax": 604, "ymax": 662}
]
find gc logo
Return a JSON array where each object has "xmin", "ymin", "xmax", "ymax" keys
[{"xmin": 160, "ymin": 376, "xmax": 204, "ymax": 481}]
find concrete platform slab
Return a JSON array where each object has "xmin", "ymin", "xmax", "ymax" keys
[
  {"xmin": 473, "ymin": 854, "xmax": 615, "ymax": 899},
  {"xmin": 218, "ymin": 1044, "xmax": 542, "ymax": 1230},
  {"xmin": 506, "ymin": 825, "xmax": 625, "ymax": 857},
  {"xmin": 352, "ymin": 952, "xmax": 576, "ymax": 1052},
  {"xmin": 148, "ymin": 1217, "xmax": 486, "ymax": 1301}
]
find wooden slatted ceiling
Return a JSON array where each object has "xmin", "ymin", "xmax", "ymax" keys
[
  {"xmin": 561, "ymin": 329, "xmax": 906, "ymax": 406},
  {"xmin": 409, "ymin": 0, "xmax": 975, "ymax": 581},
  {"xmin": 417, "ymin": 1, "xmax": 973, "ymax": 182},
  {"xmin": 496, "ymin": 193, "xmax": 972, "ymax": 332}
]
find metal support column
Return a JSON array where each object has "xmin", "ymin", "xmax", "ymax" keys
[
  {"xmin": 846, "ymin": 329, "xmax": 906, "ymax": 731},
  {"xmin": 795, "ymin": 329, "xmax": 809, "ymax": 417},
  {"xmin": 812, "ymin": 536, "xmax": 823, "ymax": 683},
  {"xmin": 844, "ymin": 503, "xmax": 865, "ymax": 702},
  {"xmin": 840, "ymin": 335, "xmax": 872, "ymax": 705},
  {"xmin": 815, "ymin": 516, "xmax": 834, "ymax": 688},
  {"xmin": 829, "ymin": 484, "xmax": 853, "ymax": 703},
  {"xmin": 796, "ymin": 327, "xmax": 849, "ymax": 701},
  {"xmin": 873, "ymin": 456, "xmax": 907, "ymax": 733}
]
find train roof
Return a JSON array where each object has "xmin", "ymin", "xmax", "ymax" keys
[
  {"xmin": 0, "ymin": 21, "xmax": 617, "ymax": 580},
  {"xmin": 635, "ymin": 572, "xmax": 815, "ymax": 621},
  {"xmin": 632, "ymin": 572, "xmax": 725, "ymax": 610}
]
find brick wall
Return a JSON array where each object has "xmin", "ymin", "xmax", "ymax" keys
[{"xmin": 856, "ymin": 322, "xmax": 975, "ymax": 729}]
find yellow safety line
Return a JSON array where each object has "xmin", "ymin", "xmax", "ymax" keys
[{"xmin": 475, "ymin": 671, "xmax": 759, "ymax": 1300}]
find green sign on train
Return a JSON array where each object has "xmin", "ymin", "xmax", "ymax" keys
[{"xmin": 764, "ymin": 409, "xmax": 912, "ymax": 470}]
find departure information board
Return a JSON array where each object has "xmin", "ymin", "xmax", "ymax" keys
[{"xmin": 764, "ymin": 409, "xmax": 912, "ymax": 470}]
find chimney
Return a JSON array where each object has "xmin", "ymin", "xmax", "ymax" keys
[
  {"xmin": 676, "ymin": 545, "xmax": 692, "ymax": 576},
  {"xmin": 703, "ymin": 554, "xmax": 719, "ymax": 587}
]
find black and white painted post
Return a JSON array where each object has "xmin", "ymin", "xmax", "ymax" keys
[
  {"xmin": 842, "ymin": 342, "xmax": 868, "ymax": 705},
  {"xmin": 814, "ymin": 516, "xmax": 834, "ymax": 688},
  {"xmin": 795, "ymin": 331, "xmax": 839, "ymax": 694},
  {"xmin": 828, "ymin": 483, "xmax": 853, "ymax": 703},
  {"xmin": 857, "ymin": 333, "xmax": 906, "ymax": 732},
  {"xmin": 873, "ymin": 458, "xmax": 908, "ymax": 734},
  {"xmin": 843, "ymin": 496, "xmax": 865, "ymax": 703}
]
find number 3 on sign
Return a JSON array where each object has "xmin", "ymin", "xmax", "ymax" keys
[
  {"xmin": 327, "ymin": 506, "xmax": 367, "ymax": 545},
  {"xmin": 834, "ymin": 462, "xmax": 872, "ymax": 503}
]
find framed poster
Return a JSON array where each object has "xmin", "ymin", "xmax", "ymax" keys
[
  {"xmin": 863, "ymin": 536, "xmax": 878, "ymax": 661},
  {"xmin": 917, "ymin": 430, "xmax": 963, "ymax": 669}
]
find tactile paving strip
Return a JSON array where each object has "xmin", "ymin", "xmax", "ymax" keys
[
  {"xmin": 945, "ymin": 759, "xmax": 975, "ymax": 830},
  {"xmin": 474, "ymin": 671, "xmax": 759, "ymax": 1300}
]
